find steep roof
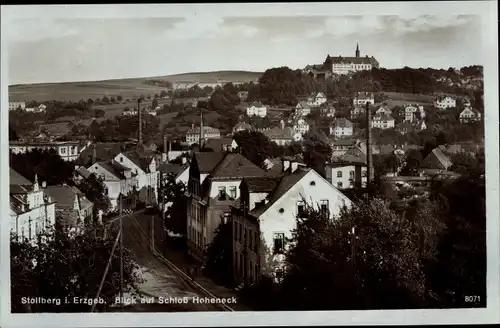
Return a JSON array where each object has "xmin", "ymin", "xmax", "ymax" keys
[
  {"xmin": 44, "ymin": 185, "xmax": 93, "ymax": 210},
  {"xmin": 249, "ymin": 167, "xmax": 311, "ymax": 217},
  {"xmin": 75, "ymin": 166, "xmax": 92, "ymax": 179},
  {"xmin": 243, "ymin": 176, "xmax": 281, "ymax": 193},
  {"xmin": 333, "ymin": 118, "xmax": 353, "ymax": 128},
  {"xmin": 10, "ymin": 168, "xmax": 32, "ymax": 186},
  {"xmin": 158, "ymin": 163, "xmax": 186, "ymax": 177},
  {"xmin": 98, "ymin": 160, "xmax": 131, "ymax": 180},
  {"xmin": 263, "ymin": 126, "xmax": 294, "ymax": 139},
  {"xmin": 249, "ymin": 101, "xmax": 264, "ymax": 108},
  {"xmin": 122, "ymin": 150, "xmax": 155, "ymax": 173},
  {"xmin": 76, "ymin": 142, "xmax": 128, "ymax": 166},
  {"xmin": 210, "ymin": 153, "xmax": 266, "ymax": 179},
  {"xmin": 428, "ymin": 148, "xmax": 453, "ymax": 169},
  {"xmin": 193, "ymin": 152, "xmax": 227, "ymax": 173},
  {"xmin": 325, "ymin": 55, "xmax": 378, "ymax": 65},
  {"xmin": 233, "ymin": 121, "xmax": 254, "ymax": 132},
  {"xmin": 203, "ymin": 137, "xmax": 234, "ymax": 151},
  {"xmin": 373, "ymin": 114, "xmax": 394, "ymax": 121}
]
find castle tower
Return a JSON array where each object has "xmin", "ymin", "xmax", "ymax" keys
[{"xmin": 355, "ymin": 42, "xmax": 360, "ymax": 58}]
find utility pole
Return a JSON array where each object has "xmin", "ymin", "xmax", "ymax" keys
[
  {"xmin": 119, "ymin": 194, "xmax": 123, "ymax": 311},
  {"xmin": 138, "ymin": 98, "xmax": 143, "ymax": 146}
]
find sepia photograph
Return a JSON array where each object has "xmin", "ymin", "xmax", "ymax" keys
[{"xmin": 1, "ymin": 2, "xmax": 498, "ymax": 327}]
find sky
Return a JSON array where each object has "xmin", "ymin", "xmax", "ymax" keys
[{"xmin": 3, "ymin": 4, "xmax": 487, "ymax": 85}]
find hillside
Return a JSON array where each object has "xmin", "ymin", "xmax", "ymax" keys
[{"xmin": 8, "ymin": 70, "xmax": 262, "ymax": 102}]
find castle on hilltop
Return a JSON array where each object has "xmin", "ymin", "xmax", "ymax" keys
[{"xmin": 303, "ymin": 43, "xmax": 379, "ymax": 78}]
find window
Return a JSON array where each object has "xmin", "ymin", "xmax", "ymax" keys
[
  {"xmin": 320, "ymin": 199, "xmax": 329, "ymax": 215},
  {"xmin": 337, "ymin": 182, "xmax": 343, "ymax": 188},
  {"xmin": 337, "ymin": 171, "xmax": 343, "ymax": 178},
  {"xmin": 297, "ymin": 201, "xmax": 305, "ymax": 217},
  {"xmin": 229, "ymin": 186, "xmax": 237, "ymax": 199},
  {"xmin": 273, "ymin": 233, "xmax": 285, "ymax": 254},
  {"xmin": 349, "ymin": 170, "xmax": 355, "ymax": 179},
  {"xmin": 60, "ymin": 147, "xmax": 66, "ymax": 154},
  {"xmin": 218, "ymin": 186, "xmax": 226, "ymax": 200},
  {"xmin": 28, "ymin": 218, "xmax": 32, "ymax": 240},
  {"xmin": 119, "ymin": 156, "xmax": 123, "ymax": 162}
]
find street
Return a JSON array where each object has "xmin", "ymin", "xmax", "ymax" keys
[{"xmin": 107, "ymin": 212, "xmax": 228, "ymax": 312}]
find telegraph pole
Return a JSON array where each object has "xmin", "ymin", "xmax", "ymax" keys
[
  {"xmin": 138, "ymin": 98, "xmax": 143, "ymax": 146},
  {"xmin": 119, "ymin": 194, "xmax": 123, "ymax": 310}
]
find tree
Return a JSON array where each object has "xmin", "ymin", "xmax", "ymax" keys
[
  {"xmin": 160, "ymin": 90, "xmax": 168, "ymax": 98},
  {"xmin": 233, "ymin": 130, "xmax": 274, "ymax": 167},
  {"xmin": 9, "ymin": 124, "xmax": 19, "ymax": 141},
  {"xmin": 146, "ymin": 95, "xmax": 151, "ymax": 100},
  {"xmin": 154, "ymin": 93, "xmax": 159, "ymax": 99},
  {"xmin": 402, "ymin": 149, "xmax": 423, "ymax": 176},
  {"xmin": 116, "ymin": 95, "xmax": 123, "ymax": 102},
  {"xmin": 283, "ymin": 198, "xmax": 427, "ymax": 310},
  {"xmin": 10, "ymin": 228, "xmax": 142, "ymax": 312},
  {"xmin": 101, "ymin": 96, "xmax": 110, "ymax": 104},
  {"xmin": 89, "ymin": 120, "xmax": 103, "ymax": 141},
  {"xmin": 94, "ymin": 109, "xmax": 105, "ymax": 118},
  {"xmin": 203, "ymin": 219, "xmax": 234, "ymax": 286},
  {"xmin": 87, "ymin": 98, "xmax": 94, "ymax": 105},
  {"xmin": 110, "ymin": 97, "xmax": 116, "ymax": 103},
  {"xmin": 77, "ymin": 173, "xmax": 111, "ymax": 214},
  {"xmin": 10, "ymin": 149, "xmax": 75, "ymax": 185},
  {"xmin": 151, "ymin": 98, "xmax": 159, "ymax": 109},
  {"xmin": 302, "ymin": 131, "xmax": 332, "ymax": 178},
  {"xmin": 161, "ymin": 175, "xmax": 187, "ymax": 237}
]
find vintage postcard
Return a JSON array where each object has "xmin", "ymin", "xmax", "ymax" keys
[{"xmin": 1, "ymin": 2, "xmax": 498, "ymax": 327}]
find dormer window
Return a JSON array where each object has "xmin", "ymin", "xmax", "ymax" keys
[
  {"xmin": 120, "ymin": 157, "xmax": 123, "ymax": 163},
  {"xmin": 297, "ymin": 200, "xmax": 305, "ymax": 217}
]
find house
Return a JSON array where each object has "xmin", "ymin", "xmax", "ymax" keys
[
  {"xmin": 113, "ymin": 150, "xmax": 160, "ymax": 206},
  {"xmin": 87, "ymin": 160, "xmax": 138, "ymax": 210},
  {"xmin": 350, "ymin": 105, "xmax": 366, "ymax": 119},
  {"xmin": 10, "ymin": 169, "xmax": 56, "ymax": 241},
  {"xmin": 263, "ymin": 121, "xmax": 294, "ymax": 146},
  {"xmin": 320, "ymin": 103, "xmax": 336, "ymax": 117},
  {"xmin": 326, "ymin": 162, "xmax": 367, "ymax": 189},
  {"xmin": 329, "ymin": 139, "xmax": 361, "ymax": 156},
  {"xmin": 422, "ymin": 148, "xmax": 453, "ymax": 171},
  {"xmin": 375, "ymin": 105, "xmax": 392, "ymax": 116},
  {"xmin": 404, "ymin": 104, "xmax": 425, "ymax": 123},
  {"xmin": 306, "ymin": 92, "xmax": 327, "ymax": 107},
  {"xmin": 75, "ymin": 142, "xmax": 131, "ymax": 167},
  {"xmin": 353, "ymin": 92, "xmax": 375, "ymax": 107},
  {"xmin": 185, "ymin": 125, "xmax": 221, "ymax": 146},
  {"xmin": 232, "ymin": 122, "xmax": 254, "ymax": 135},
  {"xmin": 322, "ymin": 43, "xmax": 379, "ymax": 75},
  {"xmin": 158, "ymin": 163, "xmax": 190, "ymax": 186},
  {"xmin": 237, "ymin": 91, "xmax": 249, "ymax": 101},
  {"xmin": 203, "ymin": 137, "xmax": 237, "ymax": 152},
  {"xmin": 434, "ymin": 96, "xmax": 457, "ymax": 109},
  {"xmin": 246, "ymin": 101, "xmax": 267, "ymax": 118},
  {"xmin": 330, "ymin": 118, "xmax": 354, "ymax": 137},
  {"xmin": 459, "ymin": 107, "xmax": 482, "ymax": 123},
  {"xmin": 24, "ymin": 104, "xmax": 47, "ymax": 113},
  {"xmin": 9, "ymin": 101, "xmax": 26, "ymax": 111},
  {"xmin": 186, "ymin": 152, "xmax": 267, "ymax": 262},
  {"xmin": 302, "ymin": 64, "xmax": 333, "ymax": 79},
  {"xmin": 229, "ymin": 163, "xmax": 352, "ymax": 285},
  {"xmin": 44, "ymin": 185, "xmax": 94, "ymax": 234},
  {"xmin": 371, "ymin": 114, "xmax": 395, "ymax": 130},
  {"xmin": 9, "ymin": 140, "xmax": 85, "ymax": 162},
  {"xmin": 292, "ymin": 117, "xmax": 310, "ymax": 136},
  {"xmin": 295, "ymin": 101, "xmax": 312, "ymax": 117},
  {"xmin": 122, "ymin": 108, "xmax": 138, "ymax": 116}
]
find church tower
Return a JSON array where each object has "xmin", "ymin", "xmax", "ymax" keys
[{"xmin": 355, "ymin": 42, "xmax": 360, "ymax": 58}]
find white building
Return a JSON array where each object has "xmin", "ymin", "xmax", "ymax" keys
[
  {"xmin": 306, "ymin": 92, "xmax": 327, "ymax": 107},
  {"xmin": 353, "ymin": 92, "xmax": 375, "ymax": 107},
  {"xmin": 327, "ymin": 163, "xmax": 367, "ymax": 189},
  {"xmin": 404, "ymin": 104, "xmax": 425, "ymax": 123},
  {"xmin": 9, "ymin": 101, "xmax": 26, "ymax": 111},
  {"xmin": 323, "ymin": 44, "xmax": 379, "ymax": 75},
  {"xmin": 320, "ymin": 104, "xmax": 336, "ymax": 117},
  {"xmin": 434, "ymin": 96, "xmax": 457, "ymax": 110},
  {"xmin": 459, "ymin": 107, "xmax": 482, "ymax": 123},
  {"xmin": 330, "ymin": 118, "xmax": 354, "ymax": 137},
  {"xmin": 122, "ymin": 108, "xmax": 138, "ymax": 116},
  {"xmin": 292, "ymin": 118, "xmax": 310, "ymax": 135},
  {"xmin": 371, "ymin": 114, "xmax": 395, "ymax": 130},
  {"xmin": 375, "ymin": 106, "xmax": 392, "ymax": 116},
  {"xmin": 246, "ymin": 101, "xmax": 267, "ymax": 118},
  {"xmin": 25, "ymin": 104, "xmax": 47, "ymax": 113},
  {"xmin": 9, "ymin": 141, "xmax": 86, "ymax": 162},
  {"xmin": 295, "ymin": 101, "xmax": 312, "ymax": 117},
  {"xmin": 350, "ymin": 106, "xmax": 366, "ymax": 119},
  {"xmin": 185, "ymin": 125, "xmax": 221, "ymax": 145},
  {"xmin": 10, "ymin": 169, "xmax": 56, "ymax": 241},
  {"xmin": 232, "ymin": 164, "xmax": 352, "ymax": 283},
  {"xmin": 87, "ymin": 160, "xmax": 138, "ymax": 210},
  {"xmin": 114, "ymin": 151, "xmax": 160, "ymax": 206}
]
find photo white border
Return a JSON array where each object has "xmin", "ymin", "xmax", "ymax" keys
[{"xmin": 1, "ymin": 2, "xmax": 499, "ymax": 326}]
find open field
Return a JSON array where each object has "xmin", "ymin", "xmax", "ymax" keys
[
  {"xmin": 93, "ymin": 99, "xmax": 173, "ymax": 118},
  {"xmin": 8, "ymin": 71, "xmax": 262, "ymax": 102},
  {"xmin": 381, "ymin": 92, "xmax": 436, "ymax": 103}
]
